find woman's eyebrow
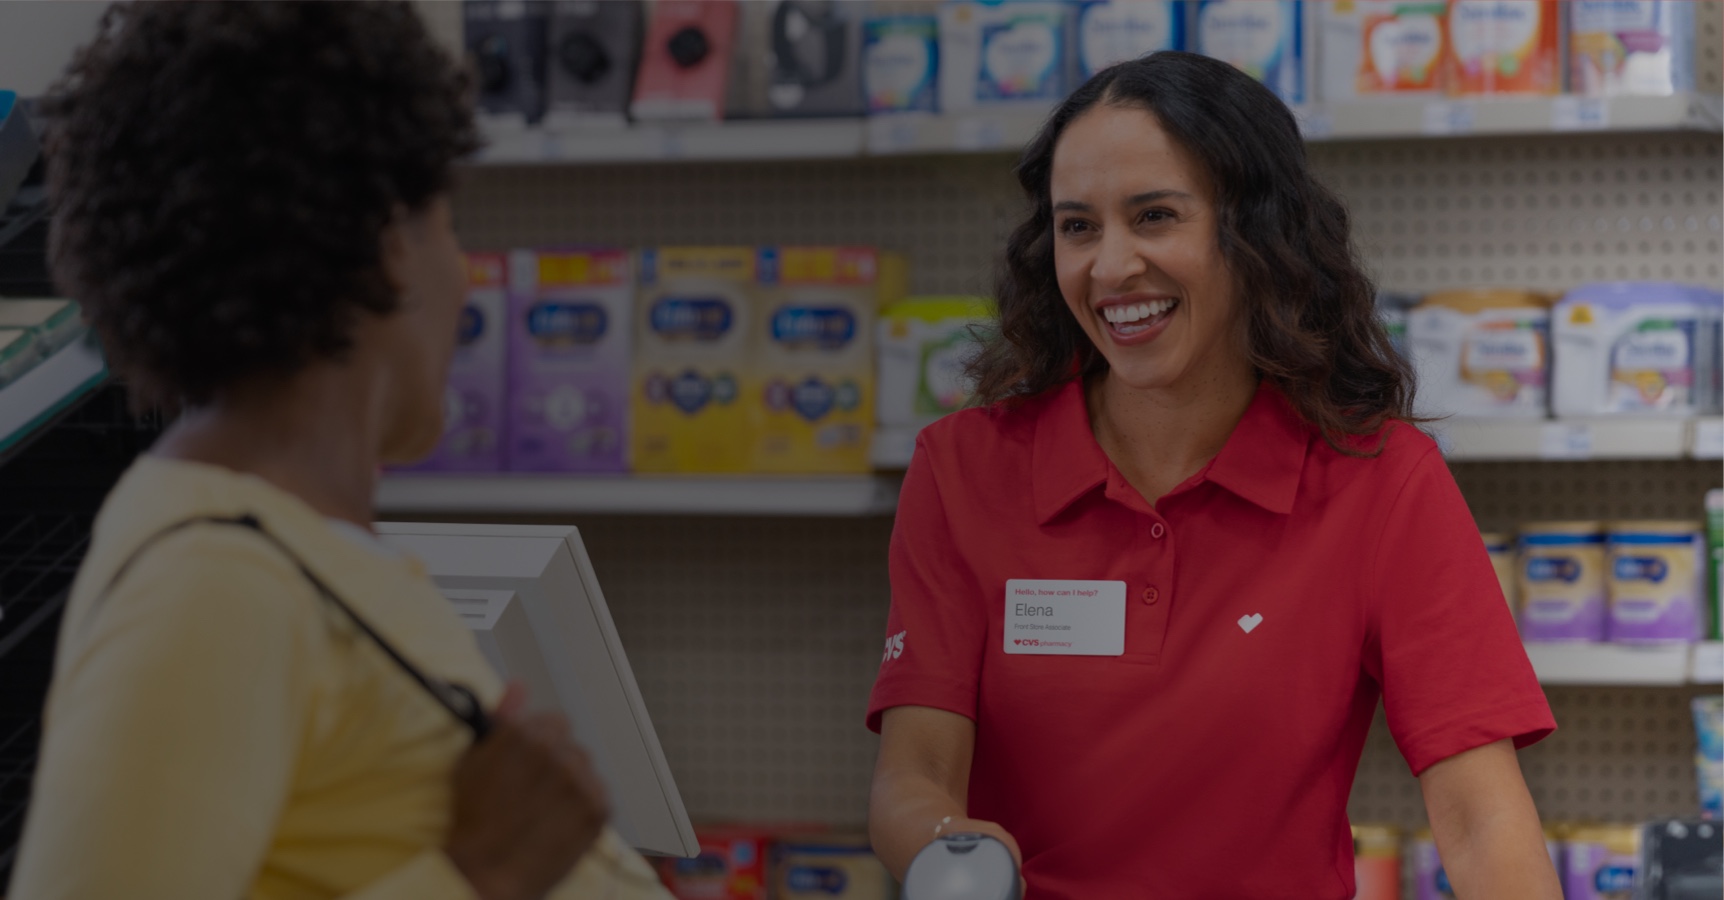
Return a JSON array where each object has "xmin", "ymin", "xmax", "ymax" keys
[{"xmin": 1053, "ymin": 190, "xmax": 1195, "ymax": 214}]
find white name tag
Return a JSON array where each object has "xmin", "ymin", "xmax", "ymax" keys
[{"xmin": 1003, "ymin": 579, "xmax": 1126, "ymax": 656}]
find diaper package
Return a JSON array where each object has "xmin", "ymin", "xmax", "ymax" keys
[
  {"xmin": 938, "ymin": 1, "xmax": 1071, "ymax": 113},
  {"xmin": 1444, "ymin": 0, "xmax": 1561, "ymax": 95},
  {"xmin": 1195, "ymin": 0, "xmax": 1306, "ymax": 105},
  {"xmin": 1552, "ymin": 282, "xmax": 1722, "ymax": 417},
  {"xmin": 408, "ymin": 253, "xmax": 509, "ymax": 472},
  {"xmin": 861, "ymin": 14, "xmax": 939, "ymax": 113},
  {"xmin": 1562, "ymin": 826, "xmax": 1640, "ymax": 900},
  {"xmin": 1519, "ymin": 521, "xmax": 1609, "ymax": 642},
  {"xmin": 506, "ymin": 248, "xmax": 633, "ymax": 473},
  {"xmin": 876, "ymin": 296, "xmax": 994, "ymax": 431},
  {"xmin": 1071, "ymin": 1, "xmax": 1185, "ymax": 81},
  {"xmin": 1356, "ymin": 0, "xmax": 1448, "ymax": 94},
  {"xmin": 1409, "ymin": 289, "xmax": 1553, "ymax": 419},
  {"xmin": 1606, "ymin": 520, "xmax": 1704, "ymax": 644},
  {"xmin": 632, "ymin": 246, "xmax": 756, "ymax": 473},
  {"xmin": 1569, "ymin": 0, "xmax": 1695, "ymax": 97},
  {"xmin": 750, "ymin": 247, "xmax": 888, "ymax": 474}
]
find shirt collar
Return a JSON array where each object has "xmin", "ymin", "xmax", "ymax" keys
[{"xmin": 1031, "ymin": 378, "xmax": 1311, "ymax": 524}]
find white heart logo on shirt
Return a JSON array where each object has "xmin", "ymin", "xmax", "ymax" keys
[{"xmin": 1237, "ymin": 613, "xmax": 1264, "ymax": 634}]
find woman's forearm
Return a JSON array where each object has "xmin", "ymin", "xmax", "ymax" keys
[
  {"xmin": 868, "ymin": 767, "xmax": 971, "ymax": 880},
  {"xmin": 1421, "ymin": 740, "xmax": 1561, "ymax": 900}
]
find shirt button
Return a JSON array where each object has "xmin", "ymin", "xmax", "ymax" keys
[
  {"xmin": 1150, "ymin": 522, "xmax": 1166, "ymax": 539},
  {"xmin": 1142, "ymin": 586, "xmax": 1159, "ymax": 605}
]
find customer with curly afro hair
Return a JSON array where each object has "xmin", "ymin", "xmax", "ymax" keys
[{"xmin": 14, "ymin": 4, "xmax": 671, "ymax": 898}]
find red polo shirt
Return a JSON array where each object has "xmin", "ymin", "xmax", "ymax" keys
[{"xmin": 867, "ymin": 379, "xmax": 1554, "ymax": 899}]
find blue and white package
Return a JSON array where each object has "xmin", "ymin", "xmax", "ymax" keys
[
  {"xmin": 863, "ymin": 14, "xmax": 940, "ymax": 112},
  {"xmin": 1195, "ymin": 0, "xmax": 1304, "ymax": 104},
  {"xmin": 1695, "ymin": 695, "xmax": 1722, "ymax": 820},
  {"xmin": 1569, "ymin": 0, "xmax": 1695, "ymax": 97},
  {"xmin": 1074, "ymin": 1, "xmax": 1184, "ymax": 80},
  {"xmin": 938, "ymin": 2, "xmax": 1070, "ymax": 112}
]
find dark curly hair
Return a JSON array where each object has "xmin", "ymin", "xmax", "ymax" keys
[
  {"xmin": 970, "ymin": 51, "xmax": 1417, "ymax": 453},
  {"xmin": 41, "ymin": 1, "xmax": 480, "ymax": 407}
]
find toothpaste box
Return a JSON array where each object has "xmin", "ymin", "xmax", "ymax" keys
[
  {"xmin": 632, "ymin": 247, "xmax": 757, "ymax": 473},
  {"xmin": 1195, "ymin": 0, "xmax": 1306, "ymax": 104},
  {"xmin": 405, "ymin": 253, "xmax": 509, "ymax": 472},
  {"xmin": 506, "ymin": 248, "xmax": 633, "ymax": 472},
  {"xmin": 749, "ymin": 247, "xmax": 886, "ymax": 474},
  {"xmin": 1072, "ymin": 1, "xmax": 1185, "ymax": 81},
  {"xmin": 862, "ymin": 14, "xmax": 940, "ymax": 113},
  {"xmin": 938, "ymin": 1, "xmax": 1072, "ymax": 113},
  {"xmin": 1569, "ymin": 0, "xmax": 1694, "ymax": 97},
  {"xmin": 1444, "ymin": 0, "xmax": 1561, "ymax": 95}
]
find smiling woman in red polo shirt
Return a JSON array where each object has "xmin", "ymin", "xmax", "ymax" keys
[{"xmin": 866, "ymin": 52, "xmax": 1560, "ymax": 900}]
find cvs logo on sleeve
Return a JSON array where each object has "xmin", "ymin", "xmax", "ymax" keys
[{"xmin": 881, "ymin": 630, "xmax": 906, "ymax": 664}]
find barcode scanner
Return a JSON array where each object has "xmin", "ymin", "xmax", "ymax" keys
[{"xmin": 903, "ymin": 833, "xmax": 1022, "ymax": 900}]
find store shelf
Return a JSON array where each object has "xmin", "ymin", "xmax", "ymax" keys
[
  {"xmin": 0, "ymin": 338, "xmax": 106, "ymax": 462},
  {"xmin": 870, "ymin": 426, "xmax": 919, "ymax": 470},
  {"xmin": 476, "ymin": 118, "xmax": 865, "ymax": 165},
  {"xmin": 1298, "ymin": 92, "xmax": 1722, "ymax": 140},
  {"xmin": 1693, "ymin": 642, "xmax": 1724, "ymax": 685},
  {"xmin": 1437, "ymin": 417, "xmax": 1715, "ymax": 461},
  {"xmin": 469, "ymin": 93, "xmax": 1722, "ymax": 165},
  {"xmin": 375, "ymin": 473, "xmax": 902, "ymax": 517},
  {"xmin": 1525, "ymin": 642, "xmax": 1694, "ymax": 686}
]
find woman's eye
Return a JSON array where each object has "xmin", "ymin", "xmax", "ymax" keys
[
  {"xmin": 1058, "ymin": 219, "xmax": 1091, "ymax": 236},
  {"xmin": 1139, "ymin": 209, "xmax": 1172, "ymax": 225}
]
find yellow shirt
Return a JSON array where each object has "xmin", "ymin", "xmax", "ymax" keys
[{"xmin": 12, "ymin": 457, "xmax": 671, "ymax": 900}]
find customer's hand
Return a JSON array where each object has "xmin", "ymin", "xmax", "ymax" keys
[{"xmin": 444, "ymin": 683, "xmax": 611, "ymax": 900}]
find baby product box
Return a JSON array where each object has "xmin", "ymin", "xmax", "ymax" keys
[
  {"xmin": 727, "ymin": 0, "xmax": 866, "ymax": 119},
  {"xmin": 407, "ymin": 253, "xmax": 509, "ymax": 472},
  {"xmin": 1409, "ymin": 289, "xmax": 1553, "ymax": 419},
  {"xmin": 658, "ymin": 827, "xmax": 773, "ymax": 900},
  {"xmin": 632, "ymin": 246, "xmax": 756, "ymax": 473},
  {"xmin": 938, "ymin": 1, "xmax": 1072, "ymax": 113},
  {"xmin": 1356, "ymin": 0, "xmax": 1448, "ymax": 94},
  {"xmin": 465, "ymin": 0, "xmax": 551, "ymax": 128},
  {"xmin": 773, "ymin": 834, "xmax": 894, "ymax": 900},
  {"xmin": 506, "ymin": 248, "xmax": 632, "ymax": 473},
  {"xmin": 1606, "ymin": 520, "xmax": 1705, "ymax": 644},
  {"xmin": 750, "ymin": 247, "xmax": 884, "ymax": 474},
  {"xmin": 1071, "ymin": 1, "xmax": 1185, "ymax": 81},
  {"xmin": 877, "ymin": 296, "xmax": 994, "ymax": 431},
  {"xmin": 862, "ymin": 13, "xmax": 940, "ymax": 113},
  {"xmin": 1519, "ymin": 521, "xmax": 1609, "ymax": 642},
  {"xmin": 1552, "ymin": 282, "xmax": 1721, "ymax": 417},
  {"xmin": 1569, "ymin": 0, "xmax": 1694, "ymax": 97},
  {"xmin": 543, "ymin": 0, "xmax": 644, "ymax": 128},
  {"xmin": 1563, "ymin": 826, "xmax": 1640, "ymax": 900},
  {"xmin": 630, "ymin": 0, "xmax": 739, "ymax": 121},
  {"xmin": 1443, "ymin": 0, "xmax": 1561, "ymax": 95},
  {"xmin": 1350, "ymin": 825, "xmax": 1400, "ymax": 900},
  {"xmin": 1195, "ymin": 0, "xmax": 1306, "ymax": 105}
]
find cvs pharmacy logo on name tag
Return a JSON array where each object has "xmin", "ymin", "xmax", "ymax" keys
[{"xmin": 1003, "ymin": 579, "xmax": 1126, "ymax": 656}]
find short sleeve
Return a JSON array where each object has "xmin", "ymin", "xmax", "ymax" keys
[
  {"xmin": 1365, "ymin": 446, "xmax": 1556, "ymax": 776},
  {"xmin": 866, "ymin": 435, "xmax": 988, "ymax": 733}
]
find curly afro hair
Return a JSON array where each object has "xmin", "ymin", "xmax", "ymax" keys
[{"xmin": 41, "ymin": 1, "xmax": 480, "ymax": 407}]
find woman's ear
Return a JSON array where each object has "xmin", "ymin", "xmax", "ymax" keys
[{"xmin": 377, "ymin": 205, "xmax": 412, "ymax": 295}]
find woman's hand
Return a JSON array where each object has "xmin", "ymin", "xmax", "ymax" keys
[{"xmin": 443, "ymin": 684, "xmax": 611, "ymax": 900}]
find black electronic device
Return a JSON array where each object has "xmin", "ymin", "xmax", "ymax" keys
[
  {"xmin": 463, "ymin": 0, "xmax": 550, "ymax": 127},
  {"xmin": 1639, "ymin": 820, "xmax": 1723, "ymax": 900},
  {"xmin": 726, "ymin": 0, "xmax": 863, "ymax": 119},
  {"xmin": 545, "ymin": 0, "xmax": 642, "ymax": 128}
]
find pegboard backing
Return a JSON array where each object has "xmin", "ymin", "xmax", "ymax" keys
[
  {"xmin": 453, "ymin": 136, "xmax": 1722, "ymax": 299},
  {"xmin": 1452, "ymin": 459, "xmax": 1722, "ymax": 531},
  {"xmin": 1351, "ymin": 686, "xmax": 1714, "ymax": 829}
]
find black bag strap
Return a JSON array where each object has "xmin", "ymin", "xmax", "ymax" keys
[{"xmin": 98, "ymin": 514, "xmax": 491, "ymax": 739}]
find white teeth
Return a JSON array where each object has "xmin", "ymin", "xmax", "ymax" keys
[{"xmin": 1102, "ymin": 299, "xmax": 1177, "ymax": 325}]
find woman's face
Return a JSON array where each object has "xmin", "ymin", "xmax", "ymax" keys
[
  {"xmin": 376, "ymin": 194, "xmax": 467, "ymax": 464},
  {"xmin": 1049, "ymin": 104, "xmax": 1248, "ymax": 395}
]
